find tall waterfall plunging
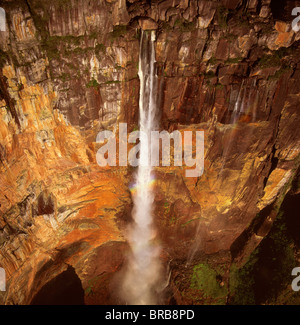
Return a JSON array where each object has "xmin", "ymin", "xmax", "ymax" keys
[{"xmin": 121, "ymin": 30, "xmax": 161, "ymax": 305}]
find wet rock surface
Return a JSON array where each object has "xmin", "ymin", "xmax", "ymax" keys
[{"xmin": 0, "ymin": 0, "xmax": 299, "ymax": 305}]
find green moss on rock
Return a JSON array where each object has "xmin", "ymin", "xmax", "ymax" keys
[
  {"xmin": 86, "ymin": 78, "xmax": 100, "ymax": 88},
  {"xmin": 174, "ymin": 19, "xmax": 196, "ymax": 32},
  {"xmin": 95, "ymin": 43, "xmax": 106, "ymax": 55},
  {"xmin": 190, "ymin": 263, "xmax": 228, "ymax": 304},
  {"xmin": 109, "ymin": 25, "xmax": 127, "ymax": 40},
  {"xmin": 216, "ymin": 6, "xmax": 229, "ymax": 29}
]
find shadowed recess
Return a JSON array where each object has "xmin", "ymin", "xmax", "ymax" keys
[
  {"xmin": 270, "ymin": 0, "xmax": 300, "ymax": 21},
  {"xmin": 30, "ymin": 266, "xmax": 85, "ymax": 305}
]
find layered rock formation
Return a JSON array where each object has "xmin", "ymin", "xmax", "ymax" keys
[{"xmin": 0, "ymin": 0, "xmax": 299, "ymax": 305}]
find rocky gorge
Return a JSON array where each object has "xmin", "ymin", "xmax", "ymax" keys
[{"xmin": 0, "ymin": 0, "xmax": 299, "ymax": 305}]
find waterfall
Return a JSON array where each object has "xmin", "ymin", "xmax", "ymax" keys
[
  {"xmin": 230, "ymin": 79, "xmax": 244, "ymax": 124},
  {"xmin": 121, "ymin": 30, "xmax": 161, "ymax": 305}
]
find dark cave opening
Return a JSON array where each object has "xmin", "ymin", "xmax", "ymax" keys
[
  {"xmin": 283, "ymin": 193, "xmax": 300, "ymax": 246},
  {"xmin": 36, "ymin": 192, "xmax": 55, "ymax": 216},
  {"xmin": 253, "ymin": 237, "xmax": 281, "ymax": 304},
  {"xmin": 270, "ymin": 0, "xmax": 287, "ymax": 21},
  {"xmin": 30, "ymin": 266, "xmax": 85, "ymax": 305},
  {"xmin": 270, "ymin": 0, "xmax": 300, "ymax": 21}
]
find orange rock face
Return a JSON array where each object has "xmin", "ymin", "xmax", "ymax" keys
[{"xmin": 0, "ymin": 0, "xmax": 299, "ymax": 306}]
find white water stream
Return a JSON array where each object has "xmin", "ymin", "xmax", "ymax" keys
[{"xmin": 122, "ymin": 30, "xmax": 161, "ymax": 305}]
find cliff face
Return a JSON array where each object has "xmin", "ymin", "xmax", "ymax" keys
[{"xmin": 0, "ymin": 0, "xmax": 299, "ymax": 305}]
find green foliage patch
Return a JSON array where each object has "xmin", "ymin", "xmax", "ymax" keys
[
  {"xmin": 190, "ymin": 263, "xmax": 228, "ymax": 304},
  {"xmin": 109, "ymin": 25, "xmax": 127, "ymax": 40},
  {"xmin": 86, "ymin": 78, "xmax": 100, "ymax": 88}
]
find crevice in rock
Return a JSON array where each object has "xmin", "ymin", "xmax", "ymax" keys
[
  {"xmin": 24, "ymin": 0, "xmax": 49, "ymax": 40},
  {"xmin": 270, "ymin": 0, "xmax": 298, "ymax": 22},
  {"xmin": 256, "ymin": 0, "xmax": 262, "ymax": 15},
  {"xmin": 0, "ymin": 71, "xmax": 21, "ymax": 129},
  {"xmin": 125, "ymin": 0, "xmax": 132, "ymax": 11},
  {"xmin": 32, "ymin": 191, "xmax": 56, "ymax": 217},
  {"xmin": 284, "ymin": 166, "xmax": 300, "ymax": 246},
  {"xmin": 263, "ymin": 143, "xmax": 279, "ymax": 188},
  {"xmin": 230, "ymin": 202, "xmax": 274, "ymax": 260}
]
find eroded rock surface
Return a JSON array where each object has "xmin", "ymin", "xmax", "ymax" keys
[{"xmin": 0, "ymin": 0, "xmax": 299, "ymax": 305}]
